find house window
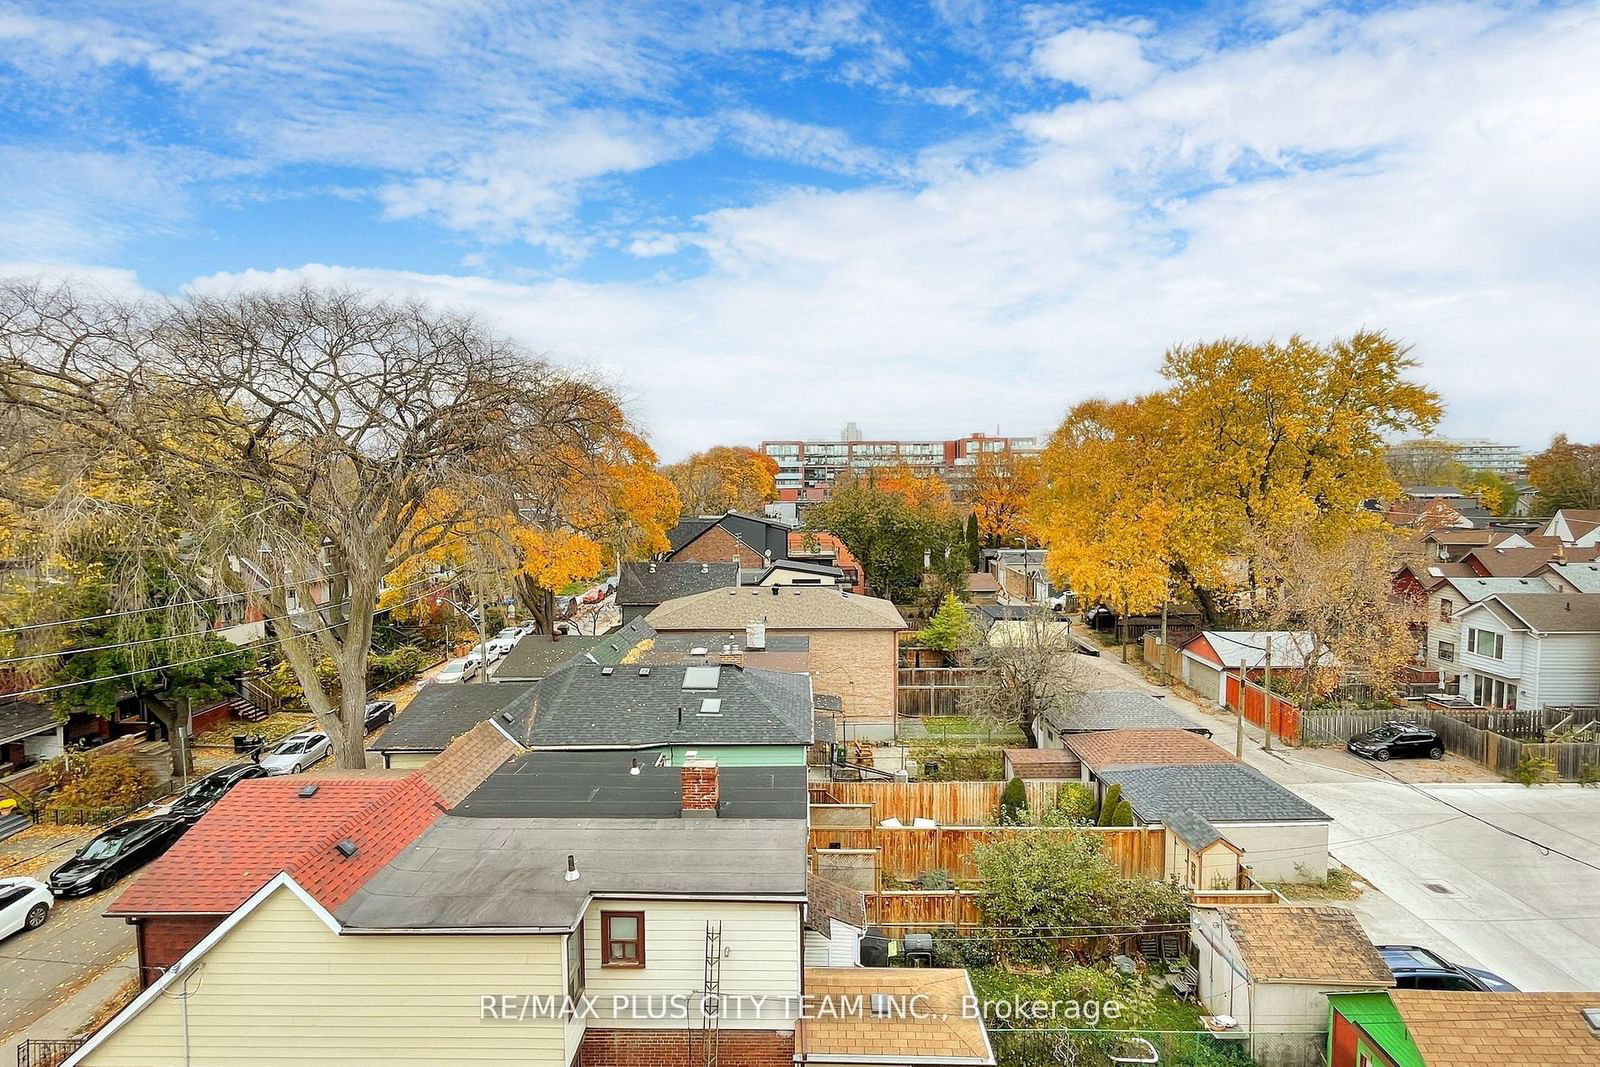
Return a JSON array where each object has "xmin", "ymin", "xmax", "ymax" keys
[
  {"xmin": 1437, "ymin": 640, "xmax": 1455, "ymax": 662},
  {"xmin": 1466, "ymin": 628, "xmax": 1503, "ymax": 659},
  {"xmin": 566, "ymin": 924, "xmax": 585, "ymax": 1000},
  {"xmin": 1439, "ymin": 598, "xmax": 1453, "ymax": 621},
  {"xmin": 1473, "ymin": 675, "xmax": 1518, "ymax": 710},
  {"xmin": 601, "ymin": 911, "xmax": 645, "ymax": 967}
]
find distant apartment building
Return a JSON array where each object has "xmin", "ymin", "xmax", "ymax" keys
[
  {"xmin": 760, "ymin": 428, "xmax": 1041, "ymax": 500},
  {"xmin": 1390, "ymin": 436, "xmax": 1528, "ymax": 476}
]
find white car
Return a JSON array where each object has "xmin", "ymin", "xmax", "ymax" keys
[
  {"xmin": 485, "ymin": 635, "xmax": 518, "ymax": 657},
  {"xmin": 0, "ymin": 878, "xmax": 52, "ymax": 939},
  {"xmin": 436, "ymin": 657, "xmax": 471, "ymax": 684},
  {"xmin": 258, "ymin": 732, "xmax": 331, "ymax": 775}
]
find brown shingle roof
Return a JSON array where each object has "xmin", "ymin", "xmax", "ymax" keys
[
  {"xmin": 417, "ymin": 719, "xmax": 523, "ymax": 807},
  {"xmin": 1220, "ymin": 905, "xmax": 1392, "ymax": 985},
  {"xmin": 1391, "ymin": 990, "xmax": 1600, "ymax": 1066},
  {"xmin": 1064, "ymin": 728, "xmax": 1237, "ymax": 772},
  {"xmin": 798, "ymin": 968, "xmax": 994, "ymax": 1064},
  {"xmin": 1001, "ymin": 748, "xmax": 1081, "ymax": 778},
  {"xmin": 1466, "ymin": 545, "xmax": 1600, "ymax": 577},
  {"xmin": 646, "ymin": 585, "xmax": 906, "ymax": 630},
  {"xmin": 806, "ymin": 874, "xmax": 866, "ymax": 934}
]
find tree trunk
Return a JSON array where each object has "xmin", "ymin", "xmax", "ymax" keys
[{"xmin": 143, "ymin": 696, "xmax": 193, "ymax": 779}]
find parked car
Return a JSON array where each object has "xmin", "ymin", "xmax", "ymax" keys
[
  {"xmin": 0, "ymin": 878, "xmax": 52, "ymax": 938},
  {"xmin": 1377, "ymin": 945, "xmax": 1517, "ymax": 991},
  {"xmin": 1348, "ymin": 722, "xmax": 1444, "ymax": 761},
  {"xmin": 435, "ymin": 659, "xmax": 470, "ymax": 684},
  {"xmin": 258, "ymin": 732, "xmax": 331, "ymax": 775},
  {"xmin": 167, "ymin": 763, "xmax": 269, "ymax": 822},
  {"xmin": 48, "ymin": 817, "xmax": 189, "ymax": 897},
  {"xmin": 485, "ymin": 635, "xmax": 519, "ymax": 657},
  {"xmin": 364, "ymin": 700, "xmax": 397, "ymax": 732}
]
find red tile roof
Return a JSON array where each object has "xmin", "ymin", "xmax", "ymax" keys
[
  {"xmin": 1001, "ymin": 748, "xmax": 1081, "ymax": 778},
  {"xmin": 107, "ymin": 775, "xmax": 444, "ymax": 917},
  {"xmin": 108, "ymin": 723, "xmax": 518, "ymax": 918},
  {"xmin": 1063, "ymin": 728, "xmax": 1238, "ymax": 772}
]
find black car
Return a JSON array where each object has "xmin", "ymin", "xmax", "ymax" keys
[
  {"xmin": 364, "ymin": 700, "xmax": 397, "ymax": 732},
  {"xmin": 48, "ymin": 817, "xmax": 189, "ymax": 897},
  {"xmin": 1377, "ymin": 945, "xmax": 1518, "ymax": 991},
  {"xmin": 1348, "ymin": 721, "xmax": 1444, "ymax": 761},
  {"xmin": 167, "ymin": 763, "xmax": 269, "ymax": 823}
]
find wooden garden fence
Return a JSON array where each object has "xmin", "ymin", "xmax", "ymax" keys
[
  {"xmin": 810, "ymin": 825, "xmax": 1167, "ymax": 883},
  {"xmin": 810, "ymin": 780, "xmax": 1077, "ymax": 826}
]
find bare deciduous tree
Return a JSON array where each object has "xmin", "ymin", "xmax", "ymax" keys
[
  {"xmin": 0, "ymin": 280, "xmax": 632, "ymax": 767},
  {"xmin": 961, "ymin": 608, "xmax": 1087, "ymax": 746}
]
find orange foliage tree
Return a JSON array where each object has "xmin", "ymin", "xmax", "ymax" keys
[
  {"xmin": 967, "ymin": 450, "xmax": 1040, "ymax": 547},
  {"xmin": 662, "ymin": 445, "xmax": 778, "ymax": 514}
]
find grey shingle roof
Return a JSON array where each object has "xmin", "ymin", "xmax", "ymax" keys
[
  {"xmin": 519, "ymin": 660, "xmax": 814, "ymax": 748},
  {"xmin": 585, "ymin": 617, "xmax": 658, "ymax": 664},
  {"xmin": 1097, "ymin": 763, "xmax": 1330, "ymax": 824},
  {"xmin": 1041, "ymin": 690, "xmax": 1207, "ymax": 734},
  {"xmin": 491, "ymin": 633, "xmax": 599, "ymax": 681},
  {"xmin": 374, "ymin": 682, "xmax": 537, "ymax": 754},
  {"xmin": 1475, "ymin": 592, "xmax": 1600, "ymax": 633},
  {"xmin": 647, "ymin": 585, "xmax": 906, "ymax": 630},
  {"xmin": 451, "ymin": 750, "xmax": 808, "ymax": 820},
  {"xmin": 1165, "ymin": 810, "xmax": 1224, "ymax": 850},
  {"xmin": 0, "ymin": 700, "xmax": 56, "ymax": 746},
  {"xmin": 336, "ymin": 814, "xmax": 807, "ymax": 930},
  {"xmin": 617, "ymin": 561, "xmax": 738, "ymax": 607}
]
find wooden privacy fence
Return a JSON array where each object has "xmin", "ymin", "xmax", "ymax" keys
[
  {"xmin": 1223, "ymin": 674, "xmax": 1301, "ymax": 746},
  {"xmin": 810, "ymin": 825, "xmax": 1167, "ymax": 883},
  {"xmin": 866, "ymin": 889, "xmax": 984, "ymax": 928},
  {"xmin": 1140, "ymin": 633, "xmax": 1186, "ymax": 679},
  {"xmin": 810, "ymin": 780, "xmax": 1077, "ymax": 826},
  {"xmin": 897, "ymin": 665, "xmax": 991, "ymax": 719}
]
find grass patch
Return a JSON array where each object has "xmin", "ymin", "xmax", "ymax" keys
[
  {"xmin": 1265, "ymin": 864, "xmax": 1363, "ymax": 900},
  {"xmin": 193, "ymin": 711, "xmax": 316, "ymax": 748}
]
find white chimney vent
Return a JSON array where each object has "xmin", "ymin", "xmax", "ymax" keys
[{"xmin": 746, "ymin": 622, "xmax": 766, "ymax": 650}]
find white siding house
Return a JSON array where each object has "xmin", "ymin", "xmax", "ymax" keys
[
  {"xmin": 1453, "ymin": 593, "xmax": 1600, "ymax": 710},
  {"xmin": 1422, "ymin": 576, "xmax": 1560, "ymax": 691}
]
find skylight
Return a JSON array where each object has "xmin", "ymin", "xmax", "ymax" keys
[{"xmin": 683, "ymin": 665, "xmax": 720, "ymax": 690}]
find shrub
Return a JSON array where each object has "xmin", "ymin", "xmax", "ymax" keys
[
  {"xmin": 918, "ymin": 592, "xmax": 978, "ymax": 652},
  {"xmin": 1104, "ymin": 798, "xmax": 1135, "ymax": 827},
  {"xmin": 1514, "ymin": 752, "xmax": 1557, "ymax": 787},
  {"xmin": 919, "ymin": 868, "xmax": 953, "ymax": 890},
  {"xmin": 998, "ymin": 776, "xmax": 1030, "ymax": 824},
  {"xmin": 1578, "ymin": 763, "xmax": 1600, "ymax": 788},
  {"xmin": 1096, "ymin": 783, "xmax": 1123, "ymax": 826},
  {"xmin": 45, "ymin": 756, "xmax": 154, "ymax": 811},
  {"xmin": 1042, "ymin": 783, "xmax": 1098, "ymax": 826}
]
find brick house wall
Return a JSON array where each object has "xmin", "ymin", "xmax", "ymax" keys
[
  {"xmin": 578, "ymin": 1028, "xmax": 794, "ymax": 1067},
  {"xmin": 135, "ymin": 915, "xmax": 224, "ymax": 987},
  {"xmin": 670, "ymin": 525, "xmax": 765, "ymax": 567},
  {"xmin": 808, "ymin": 630, "xmax": 897, "ymax": 728}
]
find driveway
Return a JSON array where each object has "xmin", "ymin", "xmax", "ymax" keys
[{"xmin": 1293, "ymin": 779, "xmax": 1600, "ymax": 991}]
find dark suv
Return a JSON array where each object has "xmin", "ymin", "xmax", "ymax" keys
[
  {"xmin": 168, "ymin": 763, "xmax": 269, "ymax": 823},
  {"xmin": 1348, "ymin": 721, "xmax": 1444, "ymax": 761},
  {"xmin": 1377, "ymin": 945, "xmax": 1517, "ymax": 991}
]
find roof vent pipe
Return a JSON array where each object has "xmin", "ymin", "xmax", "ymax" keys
[
  {"xmin": 565, "ymin": 854, "xmax": 580, "ymax": 882},
  {"xmin": 630, "ymin": 758, "xmax": 640, "ymax": 776}
]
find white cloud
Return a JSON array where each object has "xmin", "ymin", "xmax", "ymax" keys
[
  {"xmin": 1033, "ymin": 26, "xmax": 1157, "ymax": 98},
  {"xmin": 170, "ymin": 2, "xmax": 1600, "ymax": 461},
  {"xmin": 721, "ymin": 110, "xmax": 899, "ymax": 177}
]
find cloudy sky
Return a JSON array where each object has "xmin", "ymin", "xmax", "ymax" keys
[{"xmin": 1, "ymin": 0, "xmax": 1596, "ymax": 459}]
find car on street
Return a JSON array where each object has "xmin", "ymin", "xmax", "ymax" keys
[
  {"xmin": 258, "ymin": 732, "xmax": 332, "ymax": 775},
  {"xmin": 0, "ymin": 878, "xmax": 53, "ymax": 938},
  {"xmin": 435, "ymin": 657, "xmax": 471, "ymax": 683},
  {"xmin": 1348, "ymin": 722, "xmax": 1444, "ymax": 761},
  {"xmin": 1377, "ymin": 945, "xmax": 1518, "ymax": 991},
  {"xmin": 485, "ymin": 635, "xmax": 519, "ymax": 657},
  {"xmin": 364, "ymin": 700, "xmax": 397, "ymax": 732},
  {"xmin": 48, "ymin": 817, "xmax": 190, "ymax": 897},
  {"xmin": 167, "ymin": 763, "xmax": 269, "ymax": 822}
]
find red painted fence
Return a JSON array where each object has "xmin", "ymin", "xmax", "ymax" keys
[{"xmin": 1223, "ymin": 674, "xmax": 1300, "ymax": 746}]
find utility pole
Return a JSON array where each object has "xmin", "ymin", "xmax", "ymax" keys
[
  {"xmin": 1158, "ymin": 596, "xmax": 1170, "ymax": 683},
  {"xmin": 1234, "ymin": 660, "xmax": 1246, "ymax": 760},
  {"xmin": 1263, "ymin": 635, "xmax": 1274, "ymax": 752}
]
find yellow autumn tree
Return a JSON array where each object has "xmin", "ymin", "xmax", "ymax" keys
[
  {"xmin": 661, "ymin": 445, "xmax": 778, "ymax": 515},
  {"xmin": 1033, "ymin": 332, "xmax": 1440, "ymax": 623},
  {"xmin": 967, "ymin": 450, "xmax": 1040, "ymax": 546}
]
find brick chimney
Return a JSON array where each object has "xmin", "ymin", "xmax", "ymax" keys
[{"xmin": 681, "ymin": 758, "xmax": 719, "ymax": 817}]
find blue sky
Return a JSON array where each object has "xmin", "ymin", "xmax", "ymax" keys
[{"xmin": 2, "ymin": 0, "xmax": 1597, "ymax": 459}]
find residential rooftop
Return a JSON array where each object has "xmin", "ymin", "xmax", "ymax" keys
[
  {"xmin": 1220, "ymin": 905, "xmax": 1393, "ymax": 985},
  {"xmin": 1389, "ymin": 990, "xmax": 1600, "ymax": 1066},
  {"xmin": 336, "ymin": 814, "xmax": 808, "ymax": 931},
  {"xmin": 646, "ymin": 584, "xmax": 906, "ymax": 631},
  {"xmin": 451, "ymin": 749, "xmax": 808, "ymax": 820},
  {"xmin": 1063, "ymin": 728, "xmax": 1238, "ymax": 773},
  {"xmin": 617, "ymin": 559, "xmax": 738, "ymax": 607},
  {"xmin": 798, "ymin": 968, "xmax": 995, "ymax": 1065},
  {"xmin": 517, "ymin": 660, "xmax": 815, "ymax": 748},
  {"xmin": 1040, "ymin": 690, "xmax": 1207, "ymax": 735},
  {"xmin": 1096, "ymin": 762, "xmax": 1330, "ymax": 825},
  {"xmin": 490, "ymin": 632, "xmax": 599, "ymax": 682},
  {"xmin": 373, "ymin": 680, "xmax": 538, "ymax": 754}
]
